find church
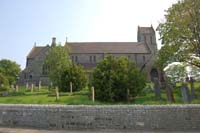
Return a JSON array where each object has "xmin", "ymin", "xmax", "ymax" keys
[{"xmin": 18, "ymin": 26, "xmax": 158, "ymax": 86}]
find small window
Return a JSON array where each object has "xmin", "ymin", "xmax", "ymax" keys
[
  {"xmin": 89, "ymin": 56, "xmax": 92, "ymax": 62},
  {"xmin": 42, "ymin": 64, "xmax": 49, "ymax": 75},
  {"xmin": 71, "ymin": 56, "xmax": 74, "ymax": 62},
  {"xmin": 144, "ymin": 36, "xmax": 146, "ymax": 42},
  {"xmin": 29, "ymin": 75, "xmax": 32, "ymax": 79},
  {"xmin": 93, "ymin": 56, "xmax": 96, "ymax": 62},
  {"xmin": 150, "ymin": 36, "xmax": 153, "ymax": 44},
  {"xmin": 75, "ymin": 56, "xmax": 78, "ymax": 62},
  {"xmin": 143, "ymin": 56, "xmax": 145, "ymax": 62},
  {"xmin": 24, "ymin": 73, "xmax": 27, "ymax": 79}
]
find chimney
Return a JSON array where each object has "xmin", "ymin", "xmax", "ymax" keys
[
  {"xmin": 65, "ymin": 36, "xmax": 68, "ymax": 45},
  {"xmin": 51, "ymin": 37, "xmax": 56, "ymax": 46}
]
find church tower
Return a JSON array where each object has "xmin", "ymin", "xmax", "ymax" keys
[
  {"xmin": 137, "ymin": 25, "xmax": 157, "ymax": 54},
  {"xmin": 137, "ymin": 25, "xmax": 159, "ymax": 81}
]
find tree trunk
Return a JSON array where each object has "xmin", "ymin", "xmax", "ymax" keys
[{"xmin": 162, "ymin": 72, "xmax": 175, "ymax": 102}]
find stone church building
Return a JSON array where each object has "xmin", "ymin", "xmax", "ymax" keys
[{"xmin": 18, "ymin": 26, "xmax": 158, "ymax": 86}]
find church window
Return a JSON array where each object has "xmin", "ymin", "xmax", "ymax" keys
[
  {"xmin": 143, "ymin": 56, "xmax": 146, "ymax": 62},
  {"xmin": 29, "ymin": 75, "xmax": 32, "ymax": 79},
  {"xmin": 89, "ymin": 56, "xmax": 92, "ymax": 62},
  {"xmin": 71, "ymin": 56, "xmax": 74, "ymax": 62},
  {"xmin": 42, "ymin": 64, "xmax": 49, "ymax": 75},
  {"xmin": 93, "ymin": 56, "xmax": 96, "ymax": 62},
  {"xmin": 75, "ymin": 56, "xmax": 78, "ymax": 62},
  {"xmin": 150, "ymin": 36, "xmax": 153, "ymax": 44}
]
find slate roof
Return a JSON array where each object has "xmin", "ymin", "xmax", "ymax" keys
[
  {"xmin": 27, "ymin": 41, "xmax": 150, "ymax": 59},
  {"xmin": 27, "ymin": 46, "xmax": 48, "ymax": 58},
  {"xmin": 66, "ymin": 42, "xmax": 150, "ymax": 54}
]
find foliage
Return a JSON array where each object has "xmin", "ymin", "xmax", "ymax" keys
[
  {"xmin": 188, "ymin": 65, "xmax": 200, "ymax": 80},
  {"xmin": 60, "ymin": 63, "xmax": 87, "ymax": 92},
  {"xmin": 157, "ymin": 0, "xmax": 200, "ymax": 69},
  {"xmin": 0, "ymin": 73, "xmax": 9, "ymax": 86},
  {"xmin": 90, "ymin": 56, "xmax": 146, "ymax": 102},
  {"xmin": 164, "ymin": 63, "xmax": 187, "ymax": 83},
  {"xmin": 45, "ymin": 45, "xmax": 71, "ymax": 89},
  {"xmin": 0, "ymin": 85, "xmax": 9, "ymax": 92},
  {"xmin": 0, "ymin": 59, "xmax": 21, "ymax": 85}
]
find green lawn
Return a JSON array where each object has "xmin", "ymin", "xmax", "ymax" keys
[{"xmin": 0, "ymin": 82, "xmax": 200, "ymax": 105}]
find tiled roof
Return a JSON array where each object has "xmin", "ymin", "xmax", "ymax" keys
[
  {"xmin": 27, "ymin": 46, "xmax": 46, "ymax": 58},
  {"xmin": 66, "ymin": 42, "xmax": 150, "ymax": 54}
]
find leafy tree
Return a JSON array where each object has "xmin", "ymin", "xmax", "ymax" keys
[
  {"xmin": 90, "ymin": 56, "xmax": 146, "ymax": 102},
  {"xmin": 157, "ymin": 0, "xmax": 200, "ymax": 68},
  {"xmin": 164, "ymin": 63, "xmax": 187, "ymax": 83},
  {"xmin": 45, "ymin": 45, "xmax": 70, "ymax": 89},
  {"xmin": 156, "ymin": 0, "xmax": 200, "ymax": 102},
  {"xmin": 60, "ymin": 63, "xmax": 87, "ymax": 92},
  {"xmin": 0, "ymin": 59, "xmax": 21, "ymax": 85}
]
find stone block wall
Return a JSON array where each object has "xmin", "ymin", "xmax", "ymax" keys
[{"xmin": 0, "ymin": 104, "xmax": 199, "ymax": 130}]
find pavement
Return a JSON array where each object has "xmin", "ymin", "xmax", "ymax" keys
[{"xmin": 0, "ymin": 128, "xmax": 199, "ymax": 133}]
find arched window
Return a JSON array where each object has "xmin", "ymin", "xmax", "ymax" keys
[
  {"xmin": 42, "ymin": 64, "xmax": 49, "ymax": 75},
  {"xmin": 150, "ymin": 36, "xmax": 153, "ymax": 44},
  {"xmin": 143, "ymin": 56, "xmax": 145, "ymax": 62}
]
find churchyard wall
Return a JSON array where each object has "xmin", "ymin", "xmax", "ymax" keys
[{"xmin": 0, "ymin": 104, "xmax": 199, "ymax": 130}]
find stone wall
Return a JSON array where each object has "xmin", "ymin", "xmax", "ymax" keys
[{"xmin": 0, "ymin": 104, "xmax": 199, "ymax": 131}]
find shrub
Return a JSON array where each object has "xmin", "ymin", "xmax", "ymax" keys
[
  {"xmin": 90, "ymin": 56, "xmax": 146, "ymax": 102},
  {"xmin": 60, "ymin": 63, "xmax": 87, "ymax": 92}
]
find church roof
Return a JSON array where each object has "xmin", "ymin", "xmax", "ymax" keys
[
  {"xmin": 66, "ymin": 42, "xmax": 150, "ymax": 54},
  {"xmin": 27, "ymin": 46, "xmax": 46, "ymax": 58}
]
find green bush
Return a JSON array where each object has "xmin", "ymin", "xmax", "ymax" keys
[
  {"xmin": 0, "ymin": 86, "xmax": 9, "ymax": 92},
  {"xmin": 60, "ymin": 63, "xmax": 87, "ymax": 92},
  {"xmin": 90, "ymin": 56, "xmax": 146, "ymax": 102}
]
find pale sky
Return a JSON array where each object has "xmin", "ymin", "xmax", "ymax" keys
[{"xmin": 0, "ymin": 0, "xmax": 177, "ymax": 69}]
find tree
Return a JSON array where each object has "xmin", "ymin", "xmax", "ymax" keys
[
  {"xmin": 156, "ymin": 0, "xmax": 200, "ymax": 102},
  {"xmin": 60, "ymin": 63, "xmax": 87, "ymax": 92},
  {"xmin": 157, "ymin": 0, "xmax": 200, "ymax": 68},
  {"xmin": 44, "ymin": 45, "xmax": 70, "ymax": 89},
  {"xmin": 90, "ymin": 56, "xmax": 146, "ymax": 102},
  {"xmin": 164, "ymin": 63, "xmax": 187, "ymax": 83},
  {"xmin": 0, "ymin": 59, "xmax": 21, "ymax": 85}
]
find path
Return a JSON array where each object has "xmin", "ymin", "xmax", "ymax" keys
[{"xmin": 0, "ymin": 128, "xmax": 199, "ymax": 133}]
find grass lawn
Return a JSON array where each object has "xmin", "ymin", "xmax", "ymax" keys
[{"xmin": 0, "ymin": 82, "xmax": 200, "ymax": 105}]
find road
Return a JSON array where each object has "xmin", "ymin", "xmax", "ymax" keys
[{"xmin": 0, "ymin": 127, "xmax": 199, "ymax": 133}]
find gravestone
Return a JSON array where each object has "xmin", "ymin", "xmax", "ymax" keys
[
  {"xmin": 153, "ymin": 77, "xmax": 161, "ymax": 100},
  {"xmin": 26, "ymin": 82, "xmax": 29, "ymax": 89},
  {"xmin": 181, "ymin": 82, "xmax": 191, "ymax": 103},
  {"xmin": 38, "ymin": 81, "xmax": 41, "ymax": 91},
  {"xmin": 70, "ymin": 82, "xmax": 73, "ymax": 94},
  {"xmin": 15, "ymin": 85, "xmax": 18, "ymax": 92},
  {"xmin": 31, "ymin": 84, "xmax": 34, "ymax": 93},
  {"xmin": 11, "ymin": 85, "xmax": 14, "ymax": 91},
  {"xmin": 55, "ymin": 87, "xmax": 59, "ymax": 101},
  {"xmin": 190, "ymin": 77, "xmax": 196, "ymax": 100},
  {"xmin": 91, "ymin": 86, "xmax": 95, "ymax": 102}
]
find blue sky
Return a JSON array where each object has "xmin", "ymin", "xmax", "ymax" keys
[{"xmin": 0, "ymin": 0, "xmax": 177, "ymax": 69}]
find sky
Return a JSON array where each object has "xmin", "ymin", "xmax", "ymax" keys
[{"xmin": 0, "ymin": 0, "xmax": 177, "ymax": 69}]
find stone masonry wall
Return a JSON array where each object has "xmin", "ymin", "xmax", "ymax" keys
[{"xmin": 0, "ymin": 104, "xmax": 199, "ymax": 130}]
